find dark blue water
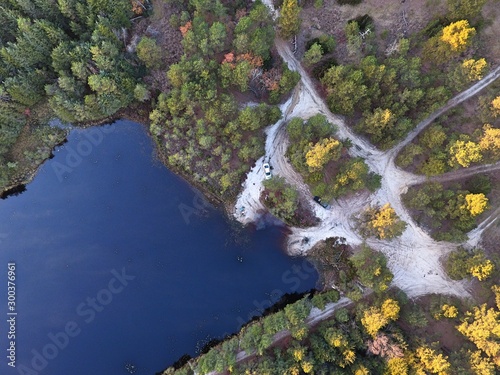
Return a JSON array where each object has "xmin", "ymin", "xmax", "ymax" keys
[{"xmin": 0, "ymin": 120, "xmax": 317, "ymax": 375}]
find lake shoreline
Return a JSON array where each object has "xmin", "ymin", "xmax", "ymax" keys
[{"xmin": 1, "ymin": 108, "xmax": 262, "ymax": 228}]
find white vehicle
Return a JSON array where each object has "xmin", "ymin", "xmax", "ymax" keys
[{"xmin": 263, "ymin": 163, "xmax": 272, "ymax": 180}]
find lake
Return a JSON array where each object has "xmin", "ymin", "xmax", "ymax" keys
[{"xmin": 0, "ymin": 120, "xmax": 318, "ymax": 375}]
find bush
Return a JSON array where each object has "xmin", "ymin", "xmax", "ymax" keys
[
  {"xmin": 465, "ymin": 175, "xmax": 491, "ymax": 195},
  {"xmin": 337, "ymin": 0, "xmax": 363, "ymax": 5},
  {"xmin": 306, "ymin": 35, "xmax": 336, "ymax": 54},
  {"xmin": 324, "ymin": 289, "xmax": 341, "ymax": 303},
  {"xmin": 303, "ymin": 43, "xmax": 324, "ymax": 66},
  {"xmin": 335, "ymin": 308, "xmax": 350, "ymax": 323},
  {"xmin": 347, "ymin": 14, "xmax": 373, "ymax": 32},
  {"xmin": 312, "ymin": 57, "xmax": 337, "ymax": 79}
]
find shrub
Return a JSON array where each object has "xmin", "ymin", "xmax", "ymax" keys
[{"xmin": 337, "ymin": 0, "xmax": 363, "ymax": 5}]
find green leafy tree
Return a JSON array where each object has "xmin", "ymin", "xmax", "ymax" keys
[
  {"xmin": 419, "ymin": 156, "xmax": 447, "ymax": 176},
  {"xmin": 262, "ymin": 177, "xmax": 300, "ymax": 223},
  {"xmin": 361, "ymin": 107, "xmax": 396, "ymax": 144},
  {"xmin": 447, "ymin": 0, "xmax": 487, "ymax": 20},
  {"xmin": 345, "ymin": 21, "xmax": 362, "ymax": 58},
  {"xmin": 332, "ymin": 158, "xmax": 371, "ymax": 197},
  {"xmin": 321, "ymin": 65, "xmax": 368, "ymax": 115},
  {"xmin": 303, "ymin": 43, "xmax": 323, "ymax": 66},
  {"xmin": 420, "ymin": 125, "xmax": 447, "ymax": 149},
  {"xmin": 350, "ymin": 245, "xmax": 393, "ymax": 293},
  {"xmin": 136, "ymin": 37, "xmax": 162, "ymax": 69}
]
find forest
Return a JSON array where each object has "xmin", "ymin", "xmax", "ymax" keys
[
  {"xmin": 2, "ymin": 0, "xmax": 500, "ymax": 373},
  {"xmin": 148, "ymin": 0, "xmax": 299, "ymax": 199},
  {"xmin": 0, "ymin": 0, "xmax": 145, "ymax": 190}
]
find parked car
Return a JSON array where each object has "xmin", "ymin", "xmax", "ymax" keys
[
  {"xmin": 313, "ymin": 196, "xmax": 330, "ymax": 209},
  {"xmin": 263, "ymin": 162, "xmax": 272, "ymax": 180}
]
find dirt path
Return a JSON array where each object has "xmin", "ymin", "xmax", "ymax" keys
[
  {"xmin": 234, "ymin": 1, "xmax": 500, "ymax": 301},
  {"xmin": 428, "ymin": 160, "xmax": 500, "ymax": 185},
  {"xmin": 389, "ymin": 65, "xmax": 500, "ymax": 157},
  {"xmin": 205, "ymin": 298, "xmax": 352, "ymax": 375},
  {"xmin": 466, "ymin": 204, "xmax": 500, "ymax": 248}
]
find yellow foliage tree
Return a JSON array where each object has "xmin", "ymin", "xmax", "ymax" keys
[
  {"xmin": 301, "ymin": 361, "xmax": 314, "ymax": 373},
  {"xmin": 341, "ymin": 349, "xmax": 356, "ymax": 367},
  {"xmin": 469, "ymin": 258, "xmax": 494, "ymax": 281},
  {"xmin": 457, "ymin": 304, "xmax": 500, "ymax": 359},
  {"xmin": 491, "ymin": 285, "xmax": 500, "ymax": 310},
  {"xmin": 362, "ymin": 307, "xmax": 389, "ymax": 337},
  {"xmin": 442, "ymin": 304, "xmax": 459, "ymax": 318},
  {"xmin": 305, "ymin": 137, "xmax": 341, "ymax": 172},
  {"xmin": 363, "ymin": 203, "xmax": 407, "ymax": 239},
  {"xmin": 324, "ymin": 328, "xmax": 347, "ymax": 348},
  {"xmin": 469, "ymin": 350, "xmax": 495, "ymax": 375},
  {"xmin": 462, "ymin": 193, "xmax": 489, "ymax": 217},
  {"xmin": 292, "ymin": 347, "xmax": 305, "ymax": 362},
  {"xmin": 362, "ymin": 299, "xmax": 400, "ymax": 337},
  {"xmin": 414, "ymin": 346, "xmax": 451, "ymax": 375},
  {"xmin": 353, "ymin": 365, "xmax": 370, "ymax": 375},
  {"xmin": 479, "ymin": 124, "xmax": 500, "ymax": 158},
  {"xmin": 385, "ymin": 357, "xmax": 409, "ymax": 375},
  {"xmin": 441, "ymin": 20, "xmax": 476, "ymax": 52},
  {"xmin": 461, "ymin": 58, "xmax": 488, "ymax": 81},
  {"xmin": 381, "ymin": 299, "xmax": 400, "ymax": 321},
  {"xmin": 491, "ymin": 96, "xmax": 500, "ymax": 117},
  {"xmin": 448, "ymin": 139, "xmax": 482, "ymax": 167}
]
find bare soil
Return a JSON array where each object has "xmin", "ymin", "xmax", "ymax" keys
[
  {"xmin": 299, "ymin": 0, "xmax": 447, "ymax": 63},
  {"xmin": 400, "ymin": 295, "xmax": 467, "ymax": 353},
  {"xmin": 478, "ymin": 0, "xmax": 500, "ymax": 66},
  {"xmin": 130, "ymin": 0, "xmax": 184, "ymax": 93}
]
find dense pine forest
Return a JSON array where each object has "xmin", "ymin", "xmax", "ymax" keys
[{"xmin": 0, "ymin": 0, "xmax": 146, "ymax": 189}]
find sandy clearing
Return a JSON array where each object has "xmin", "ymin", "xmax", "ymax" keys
[{"xmin": 233, "ymin": 1, "xmax": 500, "ymax": 300}]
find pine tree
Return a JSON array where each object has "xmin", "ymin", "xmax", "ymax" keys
[{"xmin": 278, "ymin": 0, "xmax": 301, "ymax": 39}]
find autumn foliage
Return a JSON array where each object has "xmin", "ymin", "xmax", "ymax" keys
[
  {"xmin": 359, "ymin": 203, "xmax": 407, "ymax": 240},
  {"xmin": 305, "ymin": 137, "xmax": 341, "ymax": 171},
  {"xmin": 179, "ymin": 21, "xmax": 192, "ymax": 37},
  {"xmin": 441, "ymin": 20, "xmax": 476, "ymax": 52}
]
